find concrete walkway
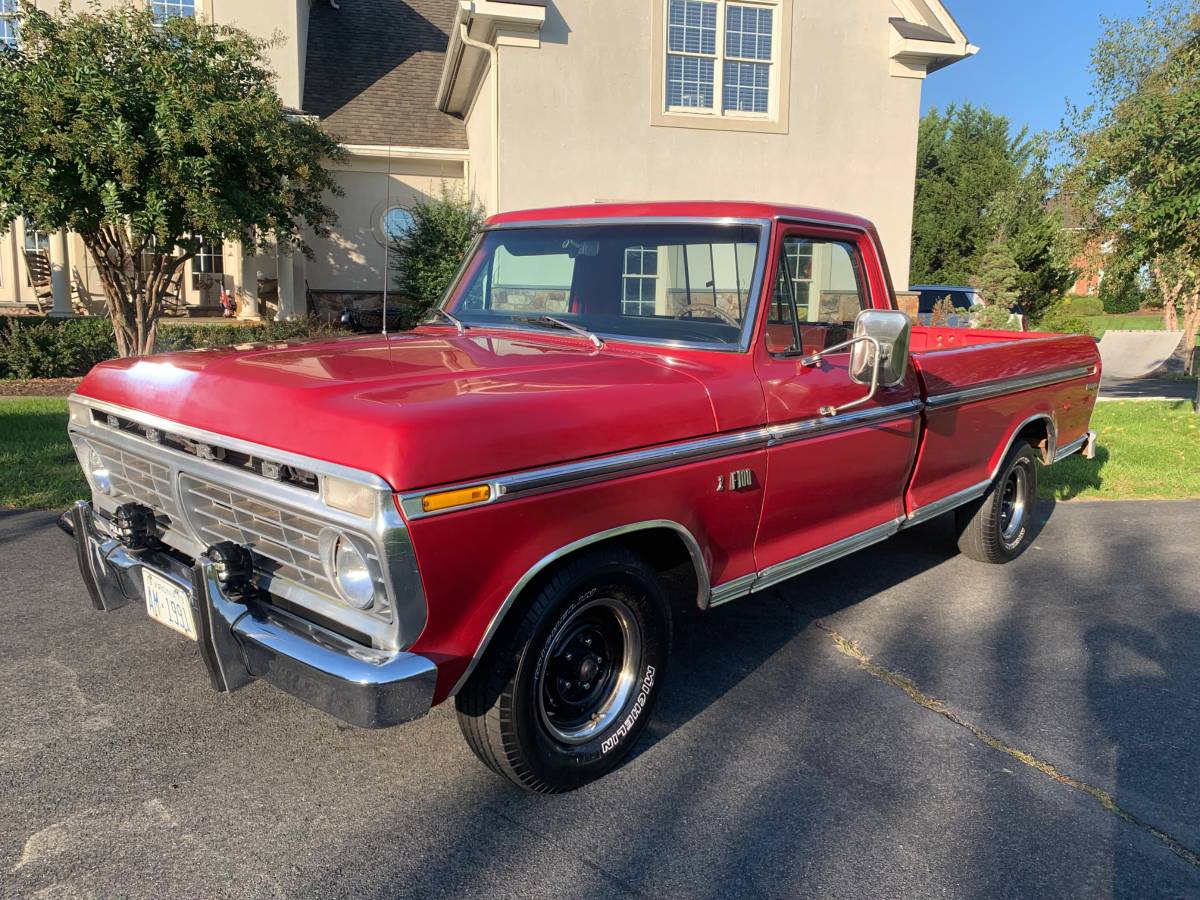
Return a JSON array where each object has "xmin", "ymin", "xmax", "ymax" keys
[{"xmin": 1099, "ymin": 376, "xmax": 1198, "ymax": 403}]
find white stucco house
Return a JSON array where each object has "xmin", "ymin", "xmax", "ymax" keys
[{"xmin": 0, "ymin": 0, "xmax": 975, "ymax": 319}]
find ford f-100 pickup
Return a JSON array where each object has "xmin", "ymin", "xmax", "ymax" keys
[{"xmin": 61, "ymin": 202, "xmax": 1100, "ymax": 792}]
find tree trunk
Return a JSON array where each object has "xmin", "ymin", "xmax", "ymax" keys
[
  {"xmin": 1183, "ymin": 286, "xmax": 1200, "ymax": 376},
  {"xmin": 82, "ymin": 230, "xmax": 193, "ymax": 358}
]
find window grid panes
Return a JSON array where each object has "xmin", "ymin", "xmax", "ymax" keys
[
  {"xmin": 151, "ymin": 1, "xmax": 196, "ymax": 24},
  {"xmin": 23, "ymin": 220, "xmax": 49, "ymax": 253},
  {"xmin": 666, "ymin": 0, "xmax": 717, "ymax": 109},
  {"xmin": 192, "ymin": 237, "xmax": 224, "ymax": 289},
  {"xmin": 622, "ymin": 247, "xmax": 659, "ymax": 317},
  {"xmin": 665, "ymin": 1, "xmax": 776, "ymax": 118},
  {"xmin": 0, "ymin": 0, "xmax": 18, "ymax": 48}
]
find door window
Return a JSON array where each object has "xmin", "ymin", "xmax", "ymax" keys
[{"xmin": 766, "ymin": 237, "xmax": 869, "ymax": 355}]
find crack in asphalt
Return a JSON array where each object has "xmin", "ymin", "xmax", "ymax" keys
[{"xmin": 815, "ymin": 620, "xmax": 1200, "ymax": 870}]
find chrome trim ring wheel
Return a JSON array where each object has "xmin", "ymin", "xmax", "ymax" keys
[
  {"xmin": 955, "ymin": 442, "xmax": 1039, "ymax": 565},
  {"xmin": 536, "ymin": 597, "xmax": 642, "ymax": 745},
  {"xmin": 998, "ymin": 466, "xmax": 1028, "ymax": 547}
]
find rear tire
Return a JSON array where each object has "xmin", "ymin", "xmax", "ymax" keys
[
  {"xmin": 455, "ymin": 547, "xmax": 671, "ymax": 794},
  {"xmin": 955, "ymin": 442, "xmax": 1039, "ymax": 564}
]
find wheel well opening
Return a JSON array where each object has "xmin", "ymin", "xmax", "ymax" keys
[{"xmin": 1014, "ymin": 418, "xmax": 1053, "ymax": 464}]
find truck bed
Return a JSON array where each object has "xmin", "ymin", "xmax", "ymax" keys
[{"xmin": 905, "ymin": 326, "xmax": 1101, "ymax": 517}]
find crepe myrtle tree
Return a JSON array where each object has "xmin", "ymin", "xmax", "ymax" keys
[{"xmin": 0, "ymin": 2, "xmax": 343, "ymax": 356}]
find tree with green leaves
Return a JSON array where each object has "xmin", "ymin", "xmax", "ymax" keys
[
  {"xmin": 911, "ymin": 104, "xmax": 1074, "ymax": 320},
  {"xmin": 971, "ymin": 236, "xmax": 1022, "ymax": 308},
  {"xmin": 1068, "ymin": 1, "xmax": 1200, "ymax": 367},
  {"xmin": 391, "ymin": 186, "xmax": 485, "ymax": 328},
  {"xmin": 0, "ymin": 2, "xmax": 343, "ymax": 356}
]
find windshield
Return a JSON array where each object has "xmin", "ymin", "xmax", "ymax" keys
[{"xmin": 443, "ymin": 223, "xmax": 765, "ymax": 347}]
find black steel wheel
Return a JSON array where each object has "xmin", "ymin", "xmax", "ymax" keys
[{"xmin": 455, "ymin": 547, "xmax": 671, "ymax": 793}]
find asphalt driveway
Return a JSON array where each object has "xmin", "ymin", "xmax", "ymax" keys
[{"xmin": 2, "ymin": 500, "xmax": 1199, "ymax": 898}]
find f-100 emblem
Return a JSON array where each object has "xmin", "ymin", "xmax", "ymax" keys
[{"xmin": 717, "ymin": 469, "xmax": 754, "ymax": 492}]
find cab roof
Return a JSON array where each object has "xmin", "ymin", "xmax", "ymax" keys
[{"xmin": 486, "ymin": 201, "xmax": 876, "ymax": 232}]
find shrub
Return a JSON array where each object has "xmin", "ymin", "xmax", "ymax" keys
[
  {"xmin": 1035, "ymin": 306, "xmax": 1090, "ymax": 335},
  {"xmin": 0, "ymin": 316, "xmax": 348, "ymax": 379},
  {"xmin": 1099, "ymin": 272, "xmax": 1144, "ymax": 314},
  {"xmin": 0, "ymin": 319, "xmax": 117, "ymax": 379},
  {"xmin": 971, "ymin": 304, "xmax": 1020, "ymax": 331},
  {"xmin": 391, "ymin": 186, "xmax": 485, "ymax": 329},
  {"xmin": 1057, "ymin": 295, "xmax": 1105, "ymax": 317}
]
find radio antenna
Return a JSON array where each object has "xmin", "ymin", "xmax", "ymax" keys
[{"xmin": 381, "ymin": 142, "xmax": 394, "ymax": 336}]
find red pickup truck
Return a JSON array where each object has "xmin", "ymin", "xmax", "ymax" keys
[{"xmin": 62, "ymin": 202, "xmax": 1099, "ymax": 792}]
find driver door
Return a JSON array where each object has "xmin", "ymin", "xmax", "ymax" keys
[{"xmin": 752, "ymin": 224, "xmax": 921, "ymax": 575}]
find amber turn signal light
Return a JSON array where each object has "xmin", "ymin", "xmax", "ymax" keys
[{"xmin": 421, "ymin": 484, "xmax": 491, "ymax": 513}]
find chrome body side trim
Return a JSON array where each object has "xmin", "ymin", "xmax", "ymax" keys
[
  {"xmin": 750, "ymin": 518, "xmax": 905, "ymax": 595},
  {"xmin": 706, "ymin": 573, "xmax": 758, "ymax": 609},
  {"xmin": 767, "ymin": 399, "xmax": 922, "ymax": 445},
  {"xmin": 925, "ymin": 366, "xmax": 1093, "ymax": 409},
  {"xmin": 448, "ymin": 519, "xmax": 709, "ymax": 697},
  {"xmin": 708, "ymin": 518, "xmax": 906, "ymax": 608},
  {"xmin": 402, "ymin": 400, "xmax": 921, "ymax": 520},
  {"xmin": 68, "ymin": 396, "xmax": 427, "ymax": 652},
  {"xmin": 903, "ymin": 479, "xmax": 991, "ymax": 528},
  {"xmin": 1054, "ymin": 431, "xmax": 1094, "ymax": 463},
  {"xmin": 65, "ymin": 501, "xmax": 437, "ymax": 728}
]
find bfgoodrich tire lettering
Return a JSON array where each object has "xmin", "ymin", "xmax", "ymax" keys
[
  {"xmin": 455, "ymin": 547, "xmax": 671, "ymax": 793},
  {"xmin": 955, "ymin": 441, "xmax": 1039, "ymax": 564}
]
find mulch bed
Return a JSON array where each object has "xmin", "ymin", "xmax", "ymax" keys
[{"xmin": 0, "ymin": 377, "xmax": 84, "ymax": 397}]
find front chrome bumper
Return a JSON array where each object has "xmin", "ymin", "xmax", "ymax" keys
[{"xmin": 61, "ymin": 501, "xmax": 437, "ymax": 729}]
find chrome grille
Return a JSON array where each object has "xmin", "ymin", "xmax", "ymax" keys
[
  {"xmin": 180, "ymin": 474, "xmax": 334, "ymax": 596},
  {"xmin": 90, "ymin": 438, "xmax": 182, "ymax": 526},
  {"xmin": 179, "ymin": 474, "xmax": 386, "ymax": 607}
]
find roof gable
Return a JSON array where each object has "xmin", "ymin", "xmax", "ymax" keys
[{"xmin": 303, "ymin": 0, "xmax": 466, "ymax": 149}]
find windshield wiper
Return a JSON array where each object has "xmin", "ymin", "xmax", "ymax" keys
[
  {"xmin": 426, "ymin": 307, "xmax": 467, "ymax": 335},
  {"xmin": 512, "ymin": 315, "xmax": 604, "ymax": 349}
]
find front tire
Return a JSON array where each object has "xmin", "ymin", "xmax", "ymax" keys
[
  {"xmin": 455, "ymin": 547, "xmax": 671, "ymax": 793},
  {"xmin": 955, "ymin": 441, "xmax": 1039, "ymax": 564}
]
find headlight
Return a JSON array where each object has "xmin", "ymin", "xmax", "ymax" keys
[{"xmin": 326, "ymin": 532, "xmax": 376, "ymax": 609}]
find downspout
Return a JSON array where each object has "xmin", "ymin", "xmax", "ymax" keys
[{"xmin": 459, "ymin": 23, "xmax": 500, "ymax": 212}]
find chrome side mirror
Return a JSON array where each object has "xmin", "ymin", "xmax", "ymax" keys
[
  {"xmin": 848, "ymin": 309, "xmax": 911, "ymax": 388},
  {"xmin": 801, "ymin": 309, "xmax": 912, "ymax": 416}
]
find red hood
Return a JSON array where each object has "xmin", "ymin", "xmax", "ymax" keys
[{"xmin": 76, "ymin": 328, "xmax": 720, "ymax": 490}]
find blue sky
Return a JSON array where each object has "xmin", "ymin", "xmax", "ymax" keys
[{"xmin": 922, "ymin": 0, "xmax": 1148, "ymax": 137}]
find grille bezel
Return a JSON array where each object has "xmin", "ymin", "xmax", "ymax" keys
[{"xmin": 68, "ymin": 396, "xmax": 426, "ymax": 652}]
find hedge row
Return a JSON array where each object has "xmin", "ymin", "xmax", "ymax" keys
[{"xmin": 0, "ymin": 316, "xmax": 350, "ymax": 380}]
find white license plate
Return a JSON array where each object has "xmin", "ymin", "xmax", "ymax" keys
[{"xmin": 143, "ymin": 569, "xmax": 198, "ymax": 641}]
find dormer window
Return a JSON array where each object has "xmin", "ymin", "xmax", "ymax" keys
[{"xmin": 653, "ymin": 0, "xmax": 791, "ymax": 134}]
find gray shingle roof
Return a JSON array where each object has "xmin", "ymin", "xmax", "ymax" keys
[{"xmin": 303, "ymin": 0, "xmax": 467, "ymax": 150}]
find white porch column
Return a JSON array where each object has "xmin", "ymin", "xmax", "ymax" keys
[
  {"xmin": 276, "ymin": 250, "xmax": 307, "ymax": 321},
  {"xmin": 48, "ymin": 228, "xmax": 73, "ymax": 317},
  {"xmin": 236, "ymin": 240, "xmax": 262, "ymax": 320}
]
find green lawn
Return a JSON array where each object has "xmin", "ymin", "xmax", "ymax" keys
[
  {"xmin": 2, "ymin": 397, "xmax": 1198, "ymax": 511},
  {"xmin": 1041, "ymin": 401, "xmax": 1200, "ymax": 501},
  {"xmin": 0, "ymin": 397, "xmax": 87, "ymax": 510},
  {"xmin": 1085, "ymin": 312, "xmax": 1200, "ymax": 346}
]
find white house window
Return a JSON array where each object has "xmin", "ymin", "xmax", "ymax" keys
[
  {"xmin": 192, "ymin": 237, "xmax": 224, "ymax": 289},
  {"xmin": 0, "ymin": 0, "xmax": 18, "ymax": 49},
  {"xmin": 151, "ymin": 1, "xmax": 196, "ymax": 24},
  {"xmin": 383, "ymin": 207, "xmax": 415, "ymax": 243},
  {"xmin": 622, "ymin": 247, "xmax": 659, "ymax": 317},
  {"xmin": 23, "ymin": 219, "xmax": 49, "ymax": 253},
  {"xmin": 664, "ymin": 0, "xmax": 779, "ymax": 119}
]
